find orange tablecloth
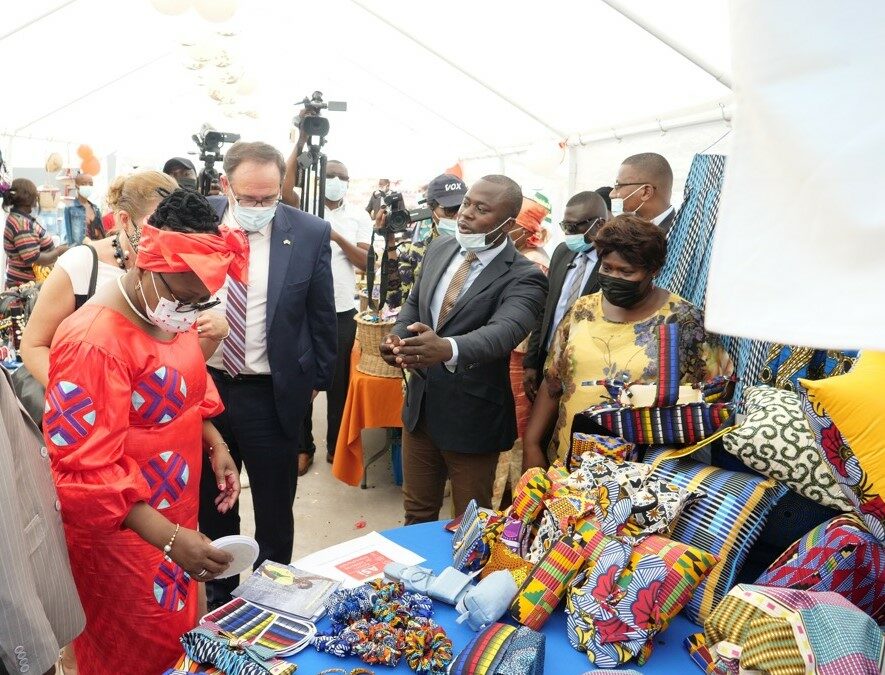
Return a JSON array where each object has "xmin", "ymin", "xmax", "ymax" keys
[{"xmin": 332, "ymin": 344, "xmax": 404, "ymax": 486}]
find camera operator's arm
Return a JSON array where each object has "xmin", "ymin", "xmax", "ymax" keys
[
  {"xmin": 331, "ymin": 230, "xmax": 370, "ymax": 271},
  {"xmin": 375, "ymin": 210, "xmax": 404, "ymax": 308},
  {"xmin": 282, "ymin": 109, "xmax": 314, "ymax": 208}
]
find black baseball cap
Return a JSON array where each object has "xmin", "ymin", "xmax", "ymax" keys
[
  {"xmin": 425, "ymin": 174, "xmax": 467, "ymax": 208},
  {"xmin": 162, "ymin": 157, "xmax": 196, "ymax": 174}
]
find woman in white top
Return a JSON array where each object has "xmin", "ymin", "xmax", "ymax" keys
[{"xmin": 21, "ymin": 171, "xmax": 229, "ymax": 388}]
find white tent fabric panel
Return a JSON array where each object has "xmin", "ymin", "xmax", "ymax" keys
[
  {"xmin": 2, "ymin": 0, "xmax": 731, "ymax": 181},
  {"xmin": 705, "ymin": 0, "xmax": 885, "ymax": 351}
]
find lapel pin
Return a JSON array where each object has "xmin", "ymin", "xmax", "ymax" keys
[{"xmin": 283, "ymin": 239, "xmax": 292, "ymax": 246}]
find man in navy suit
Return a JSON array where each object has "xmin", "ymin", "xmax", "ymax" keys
[{"xmin": 198, "ymin": 141, "xmax": 337, "ymax": 607}]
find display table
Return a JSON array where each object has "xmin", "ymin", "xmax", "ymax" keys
[
  {"xmin": 285, "ymin": 521, "xmax": 700, "ymax": 674},
  {"xmin": 332, "ymin": 344, "xmax": 404, "ymax": 488}
]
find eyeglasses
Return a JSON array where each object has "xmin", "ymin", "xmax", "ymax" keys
[
  {"xmin": 229, "ymin": 188, "xmax": 281, "ymax": 208},
  {"xmin": 612, "ymin": 181, "xmax": 652, "ymax": 190},
  {"xmin": 559, "ymin": 217, "xmax": 604, "ymax": 235},
  {"xmin": 157, "ymin": 273, "xmax": 220, "ymax": 313}
]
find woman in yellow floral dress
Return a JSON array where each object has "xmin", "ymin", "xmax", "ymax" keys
[{"xmin": 523, "ymin": 215, "xmax": 733, "ymax": 468}]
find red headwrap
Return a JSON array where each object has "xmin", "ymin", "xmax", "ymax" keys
[
  {"xmin": 136, "ymin": 224, "xmax": 248, "ymax": 293},
  {"xmin": 515, "ymin": 196, "xmax": 550, "ymax": 249}
]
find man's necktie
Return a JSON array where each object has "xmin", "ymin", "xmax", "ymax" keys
[
  {"xmin": 436, "ymin": 251, "xmax": 477, "ymax": 328},
  {"xmin": 564, "ymin": 253, "xmax": 588, "ymax": 312},
  {"xmin": 223, "ymin": 237, "xmax": 250, "ymax": 376}
]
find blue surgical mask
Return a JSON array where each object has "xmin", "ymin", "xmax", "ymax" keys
[
  {"xmin": 455, "ymin": 218, "xmax": 510, "ymax": 253},
  {"xmin": 436, "ymin": 218, "xmax": 457, "ymax": 237},
  {"xmin": 565, "ymin": 233, "xmax": 593, "ymax": 253},
  {"xmin": 234, "ymin": 203, "xmax": 276, "ymax": 232}
]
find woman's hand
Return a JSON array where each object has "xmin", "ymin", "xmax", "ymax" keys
[
  {"xmin": 196, "ymin": 311, "xmax": 230, "ymax": 342},
  {"xmin": 210, "ymin": 447, "xmax": 240, "ymax": 514},
  {"xmin": 171, "ymin": 527, "xmax": 233, "ymax": 582}
]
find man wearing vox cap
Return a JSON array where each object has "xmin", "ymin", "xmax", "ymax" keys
[{"xmin": 380, "ymin": 173, "xmax": 468, "ymax": 310}]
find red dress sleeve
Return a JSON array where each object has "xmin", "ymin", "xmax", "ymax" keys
[
  {"xmin": 199, "ymin": 370, "xmax": 224, "ymax": 419},
  {"xmin": 44, "ymin": 340, "xmax": 151, "ymax": 532}
]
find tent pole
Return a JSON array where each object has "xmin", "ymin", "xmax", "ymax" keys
[
  {"xmin": 347, "ymin": 0, "xmax": 567, "ymax": 139},
  {"xmin": 0, "ymin": 0, "xmax": 79, "ymax": 42},
  {"xmin": 598, "ymin": 0, "xmax": 733, "ymax": 90}
]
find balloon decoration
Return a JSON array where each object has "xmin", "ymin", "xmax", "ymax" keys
[
  {"xmin": 520, "ymin": 141, "xmax": 566, "ymax": 176},
  {"xmin": 77, "ymin": 145, "xmax": 101, "ymax": 176},
  {"xmin": 150, "ymin": 0, "xmax": 192, "ymax": 16},
  {"xmin": 445, "ymin": 161, "xmax": 464, "ymax": 179},
  {"xmin": 194, "ymin": 0, "xmax": 237, "ymax": 23}
]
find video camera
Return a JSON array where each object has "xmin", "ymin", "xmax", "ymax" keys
[
  {"xmin": 191, "ymin": 124, "xmax": 240, "ymax": 196},
  {"xmin": 381, "ymin": 191, "xmax": 432, "ymax": 234},
  {"xmin": 294, "ymin": 91, "xmax": 347, "ymax": 142}
]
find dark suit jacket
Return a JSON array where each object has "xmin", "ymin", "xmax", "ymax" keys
[
  {"xmin": 393, "ymin": 236, "xmax": 547, "ymax": 454},
  {"xmin": 658, "ymin": 208, "xmax": 676, "ymax": 236},
  {"xmin": 209, "ymin": 198, "xmax": 337, "ymax": 439},
  {"xmin": 523, "ymin": 242, "xmax": 601, "ymax": 373}
]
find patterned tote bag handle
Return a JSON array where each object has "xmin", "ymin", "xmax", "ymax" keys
[{"xmin": 653, "ymin": 322, "xmax": 681, "ymax": 407}]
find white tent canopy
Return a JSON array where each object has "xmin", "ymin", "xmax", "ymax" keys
[{"xmin": 2, "ymin": 0, "xmax": 732, "ymax": 188}]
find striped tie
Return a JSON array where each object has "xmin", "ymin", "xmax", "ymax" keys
[
  {"xmin": 564, "ymin": 252, "xmax": 588, "ymax": 311},
  {"xmin": 223, "ymin": 276, "xmax": 248, "ymax": 376},
  {"xmin": 436, "ymin": 251, "xmax": 477, "ymax": 328}
]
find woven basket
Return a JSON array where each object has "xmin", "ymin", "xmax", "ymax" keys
[{"xmin": 355, "ymin": 311, "xmax": 400, "ymax": 378}]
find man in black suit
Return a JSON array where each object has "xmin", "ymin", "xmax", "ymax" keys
[
  {"xmin": 610, "ymin": 152, "xmax": 675, "ymax": 233},
  {"xmin": 380, "ymin": 175, "xmax": 547, "ymax": 524},
  {"xmin": 522, "ymin": 191, "xmax": 609, "ymax": 400},
  {"xmin": 199, "ymin": 141, "xmax": 337, "ymax": 607}
]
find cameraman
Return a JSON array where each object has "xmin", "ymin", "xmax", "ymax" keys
[
  {"xmin": 379, "ymin": 174, "xmax": 467, "ymax": 309},
  {"xmin": 366, "ymin": 178, "xmax": 391, "ymax": 218}
]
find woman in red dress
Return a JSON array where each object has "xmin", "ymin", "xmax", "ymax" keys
[{"xmin": 45, "ymin": 190, "xmax": 248, "ymax": 673}]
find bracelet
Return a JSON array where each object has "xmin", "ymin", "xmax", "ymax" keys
[
  {"xmin": 163, "ymin": 523, "xmax": 180, "ymax": 561},
  {"xmin": 218, "ymin": 326, "xmax": 231, "ymax": 341},
  {"xmin": 209, "ymin": 441, "xmax": 229, "ymax": 455}
]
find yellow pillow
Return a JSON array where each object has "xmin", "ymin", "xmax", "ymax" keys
[{"xmin": 801, "ymin": 351, "xmax": 885, "ymax": 500}]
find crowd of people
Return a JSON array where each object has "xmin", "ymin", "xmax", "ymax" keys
[{"xmin": 1, "ymin": 133, "xmax": 737, "ymax": 674}]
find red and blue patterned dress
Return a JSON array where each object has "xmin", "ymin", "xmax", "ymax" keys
[{"xmin": 45, "ymin": 304, "xmax": 223, "ymax": 674}]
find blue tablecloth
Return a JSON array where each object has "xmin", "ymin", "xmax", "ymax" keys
[{"xmin": 285, "ymin": 521, "xmax": 702, "ymax": 674}]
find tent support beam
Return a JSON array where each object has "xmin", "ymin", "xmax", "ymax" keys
[
  {"xmin": 14, "ymin": 53, "xmax": 171, "ymax": 134},
  {"xmin": 347, "ymin": 0, "xmax": 567, "ymax": 139},
  {"xmin": 0, "ymin": 0, "xmax": 79, "ymax": 42},
  {"xmin": 599, "ymin": 0, "xmax": 733, "ymax": 90}
]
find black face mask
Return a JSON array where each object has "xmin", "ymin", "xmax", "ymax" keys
[
  {"xmin": 177, "ymin": 177, "xmax": 198, "ymax": 192},
  {"xmin": 599, "ymin": 273, "xmax": 651, "ymax": 308}
]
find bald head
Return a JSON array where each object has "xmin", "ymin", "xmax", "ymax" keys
[
  {"xmin": 566, "ymin": 191, "xmax": 608, "ymax": 218},
  {"xmin": 611, "ymin": 152, "xmax": 673, "ymax": 220},
  {"xmin": 621, "ymin": 153, "xmax": 673, "ymax": 198}
]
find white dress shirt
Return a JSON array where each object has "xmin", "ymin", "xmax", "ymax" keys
[
  {"xmin": 651, "ymin": 205, "xmax": 675, "ymax": 226},
  {"xmin": 325, "ymin": 203, "xmax": 373, "ymax": 312},
  {"xmin": 547, "ymin": 248, "xmax": 599, "ymax": 350},
  {"xmin": 207, "ymin": 210, "xmax": 272, "ymax": 374},
  {"xmin": 429, "ymin": 239, "xmax": 508, "ymax": 366}
]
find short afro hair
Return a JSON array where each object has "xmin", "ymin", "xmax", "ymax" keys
[
  {"xmin": 479, "ymin": 174, "xmax": 523, "ymax": 220},
  {"xmin": 594, "ymin": 214, "xmax": 667, "ymax": 272}
]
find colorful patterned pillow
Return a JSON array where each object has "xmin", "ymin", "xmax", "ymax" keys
[
  {"xmin": 568, "ymin": 433, "xmax": 636, "ymax": 470},
  {"xmin": 798, "ymin": 354, "xmax": 885, "ymax": 543},
  {"xmin": 628, "ymin": 479, "xmax": 705, "ymax": 536},
  {"xmin": 723, "ymin": 385, "xmax": 852, "ymax": 511},
  {"xmin": 525, "ymin": 509, "xmax": 560, "ymax": 565},
  {"xmin": 644, "ymin": 448, "xmax": 788, "ymax": 624},
  {"xmin": 757, "ymin": 343, "xmax": 856, "ymax": 392},
  {"xmin": 511, "ymin": 468, "xmax": 551, "ymax": 523},
  {"xmin": 567, "ymin": 454, "xmax": 652, "ymax": 498},
  {"xmin": 705, "ymin": 585, "xmax": 884, "ymax": 675},
  {"xmin": 754, "ymin": 514, "xmax": 885, "ymax": 624}
]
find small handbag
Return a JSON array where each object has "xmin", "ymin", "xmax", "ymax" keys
[
  {"xmin": 452, "ymin": 499, "xmax": 503, "ymax": 573},
  {"xmin": 569, "ymin": 323, "xmax": 733, "ymax": 458}
]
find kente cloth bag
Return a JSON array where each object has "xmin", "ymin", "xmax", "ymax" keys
[
  {"xmin": 704, "ymin": 585, "xmax": 885, "ymax": 675},
  {"xmin": 180, "ymin": 622, "xmax": 296, "ymax": 675},
  {"xmin": 448, "ymin": 623, "xmax": 545, "ymax": 675},
  {"xmin": 510, "ymin": 531, "xmax": 588, "ymax": 631},
  {"xmin": 569, "ymin": 323, "xmax": 733, "ymax": 450},
  {"xmin": 754, "ymin": 513, "xmax": 885, "ymax": 624},
  {"xmin": 452, "ymin": 499, "xmax": 504, "ymax": 573}
]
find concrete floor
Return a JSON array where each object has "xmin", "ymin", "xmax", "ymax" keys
[{"xmin": 235, "ymin": 391, "xmax": 452, "ymax": 564}]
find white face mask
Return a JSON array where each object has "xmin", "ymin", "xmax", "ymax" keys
[
  {"xmin": 611, "ymin": 185, "xmax": 644, "ymax": 217},
  {"xmin": 78, "ymin": 186, "xmax": 93, "ymax": 199},
  {"xmin": 325, "ymin": 176, "xmax": 348, "ymax": 202},
  {"xmin": 234, "ymin": 204, "xmax": 276, "ymax": 232},
  {"xmin": 455, "ymin": 218, "xmax": 510, "ymax": 253},
  {"xmin": 436, "ymin": 218, "xmax": 458, "ymax": 237},
  {"xmin": 140, "ymin": 273, "xmax": 199, "ymax": 333}
]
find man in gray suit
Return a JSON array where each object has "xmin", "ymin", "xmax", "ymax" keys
[
  {"xmin": 380, "ymin": 175, "xmax": 548, "ymax": 524},
  {"xmin": 0, "ymin": 368, "xmax": 84, "ymax": 675}
]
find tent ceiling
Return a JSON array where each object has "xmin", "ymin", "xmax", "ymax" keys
[{"xmin": 2, "ymin": 0, "xmax": 732, "ymax": 178}]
